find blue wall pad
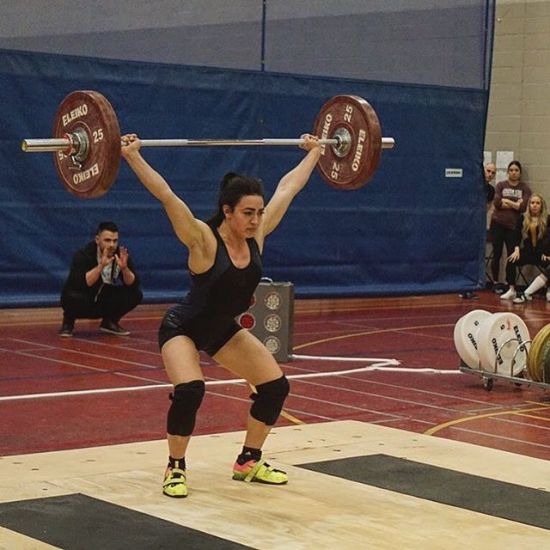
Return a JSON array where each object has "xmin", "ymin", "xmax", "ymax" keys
[{"xmin": 0, "ymin": 50, "xmax": 487, "ymax": 306}]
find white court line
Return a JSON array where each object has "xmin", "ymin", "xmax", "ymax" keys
[
  {"xmin": 292, "ymin": 354, "xmax": 462, "ymax": 374},
  {"xmin": 0, "ymin": 382, "xmax": 165, "ymax": 402},
  {"xmin": 283, "ymin": 362, "xmax": 507, "ymax": 410},
  {"xmin": 291, "ymin": 353, "xmax": 401, "ymax": 364},
  {"xmin": 0, "ymin": 361, "xmax": 402, "ymax": 402}
]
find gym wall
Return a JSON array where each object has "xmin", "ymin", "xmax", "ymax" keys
[
  {"xmin": 484, "ymin": 0, "xmax": 550, "ymax": 194},
  {"xmin": 0, "ymin": 1, "xmax": 494, "ymax": 307}
]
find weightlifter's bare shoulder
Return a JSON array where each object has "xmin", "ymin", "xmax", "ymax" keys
[{"xmin": 184, "ymin": 219, "xmax": 218, "ymax": 274}]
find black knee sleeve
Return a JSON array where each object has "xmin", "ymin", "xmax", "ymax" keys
[
  {"xmin": 167, "ymin": 380, "xmax": 205, "ymax": 436},
  {"xmin": 250, "ymin": 375, "xmax": 290, "ymax": 426}
]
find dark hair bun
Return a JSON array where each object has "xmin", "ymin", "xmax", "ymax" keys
[{"xmin": 221, "ymin": 172, "xmax": 239, "ymax": 189}]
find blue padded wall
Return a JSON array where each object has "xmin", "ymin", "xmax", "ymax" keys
[{"xmin": 0, "ymin": 49, "xmax": 487, "ymax": 306}]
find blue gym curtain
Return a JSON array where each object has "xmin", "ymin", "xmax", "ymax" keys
[{"xmin": 0, "ymin": 1, "xmax": 495, "ymax": 306}]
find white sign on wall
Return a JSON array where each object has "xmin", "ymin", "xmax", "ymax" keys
[{"xmin": 445, "ymin": 168, "xmax": 463, "ymax": 178}]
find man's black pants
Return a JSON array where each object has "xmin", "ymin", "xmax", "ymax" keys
[{"xmin": 61, "ymin": 284, "xmax": 143, "ymax": 322}]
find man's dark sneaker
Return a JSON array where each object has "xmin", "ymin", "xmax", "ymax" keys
[
  {"xmin": 59, "ymin": 317, "xmax": 74, "ymax": 338},
  {"xmin": 99, "ymin": 319, "xmax": 130, "ymax": 336},
  {"xmin": 459, "ymin": 291, "xmax": 478, "ymax": 300}
]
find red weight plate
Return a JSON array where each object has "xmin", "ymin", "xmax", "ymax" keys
[
  {"xmin": 313, "ymin": 95, "xmax": 382, "ymax": 190},
  {"xmin": 53, "ymin": 90, "xmax": 120, "ymax": 198}
]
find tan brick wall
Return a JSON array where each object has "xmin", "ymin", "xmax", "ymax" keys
[
  {"xmin": 485, "ymin": 0, "xmax": 550, "ymax": 193},
  {"xmin": 485, "ymin": 1, "xmax": 550, "ymax": 284},
  {"xmin": 485, "ymin": 0, "xmax": 550, "ymax": 280}
]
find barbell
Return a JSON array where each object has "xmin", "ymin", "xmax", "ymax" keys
[{"xmin": 21, "ymin": 90, "xmax": 395, "ymax": 199}]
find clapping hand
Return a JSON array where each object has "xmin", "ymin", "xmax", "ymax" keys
[{"xmin": 115, "ymin": 246, "xmax": 129, "ymax": 270}]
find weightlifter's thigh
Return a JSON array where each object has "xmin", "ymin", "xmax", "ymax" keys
[{"xmin": 213, "ymin": 329, "xmax": 282, "ymax": 386}]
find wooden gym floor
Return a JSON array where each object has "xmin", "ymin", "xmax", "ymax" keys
[{"xmin": 0, "ymin": 291, "xmax": 549, "ymax": 548}]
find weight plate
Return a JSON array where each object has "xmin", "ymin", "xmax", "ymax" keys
[
  {"xmin": 313, "ymin": 95, "xmax": 382, "ymax": 190},
  {"xmin": 53, "ymin": 90, "xmax": 120, "ymax": 198},
  {"xmin": 453, "ymin": 309, "xmax": 492, "ymax": 369},
  {"xmin": 476, "ymin": 312, "xmax": 530, "ymax": 376},
  {"xmin": 528, "ymin": 324, "xmax": 550, "ymax": 382}
]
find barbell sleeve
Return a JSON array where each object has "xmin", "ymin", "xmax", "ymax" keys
[{"xmin": 21, "ymin": 139, "xmax": 74, "ymax": 152}]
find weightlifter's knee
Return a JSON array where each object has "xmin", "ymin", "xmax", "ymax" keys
[
  {"xmin": 250, "ymin": 375, "xmax": 290, "ymax": 426},
  {"xmin": 167, "ymin": 380, "xmax": 205, "ymax": 436}
]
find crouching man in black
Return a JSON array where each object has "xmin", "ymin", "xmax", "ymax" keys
[{"xmin": 59, "ymin": 221, "xmax": 143, "ymax": 337}]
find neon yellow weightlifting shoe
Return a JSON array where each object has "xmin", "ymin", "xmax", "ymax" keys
[
  {"xmin": 163, "ymin": 466, "xmax": 188, "ymax": 498},
  {"xmin": 232, "ymin": 459, "xmax": 288, "ymax": 484}
]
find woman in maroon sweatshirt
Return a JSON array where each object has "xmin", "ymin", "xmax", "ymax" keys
[{"xmin": 490, "ymin": 160, "xmax": 531, "ymax": 298}]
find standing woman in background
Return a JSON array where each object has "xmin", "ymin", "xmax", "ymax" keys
[{"xmin": 490, "ymin": 160, "xmax": 531, "ymax": 297}]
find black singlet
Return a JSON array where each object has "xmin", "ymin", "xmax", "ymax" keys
[{"xmin": 158, "ymin": 225, "xmax": 262, "ymax": 355}]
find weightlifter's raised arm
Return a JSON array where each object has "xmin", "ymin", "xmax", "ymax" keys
[
  {"xmin": 120, "ymin": 133, "xmax": 204, "ymax": 249},
  {"xmin": 262, "ymin": 134, "xmax": 321, "ymax": 237}
]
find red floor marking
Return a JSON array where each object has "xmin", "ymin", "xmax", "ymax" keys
[{"xmin": 1, "ymin": 292, "xmax": 550, "ymax": 458}]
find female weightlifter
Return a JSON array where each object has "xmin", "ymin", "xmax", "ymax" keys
[{"xmin": 121, "ymin": 132, "xmax": 321, "ymax": 497}]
